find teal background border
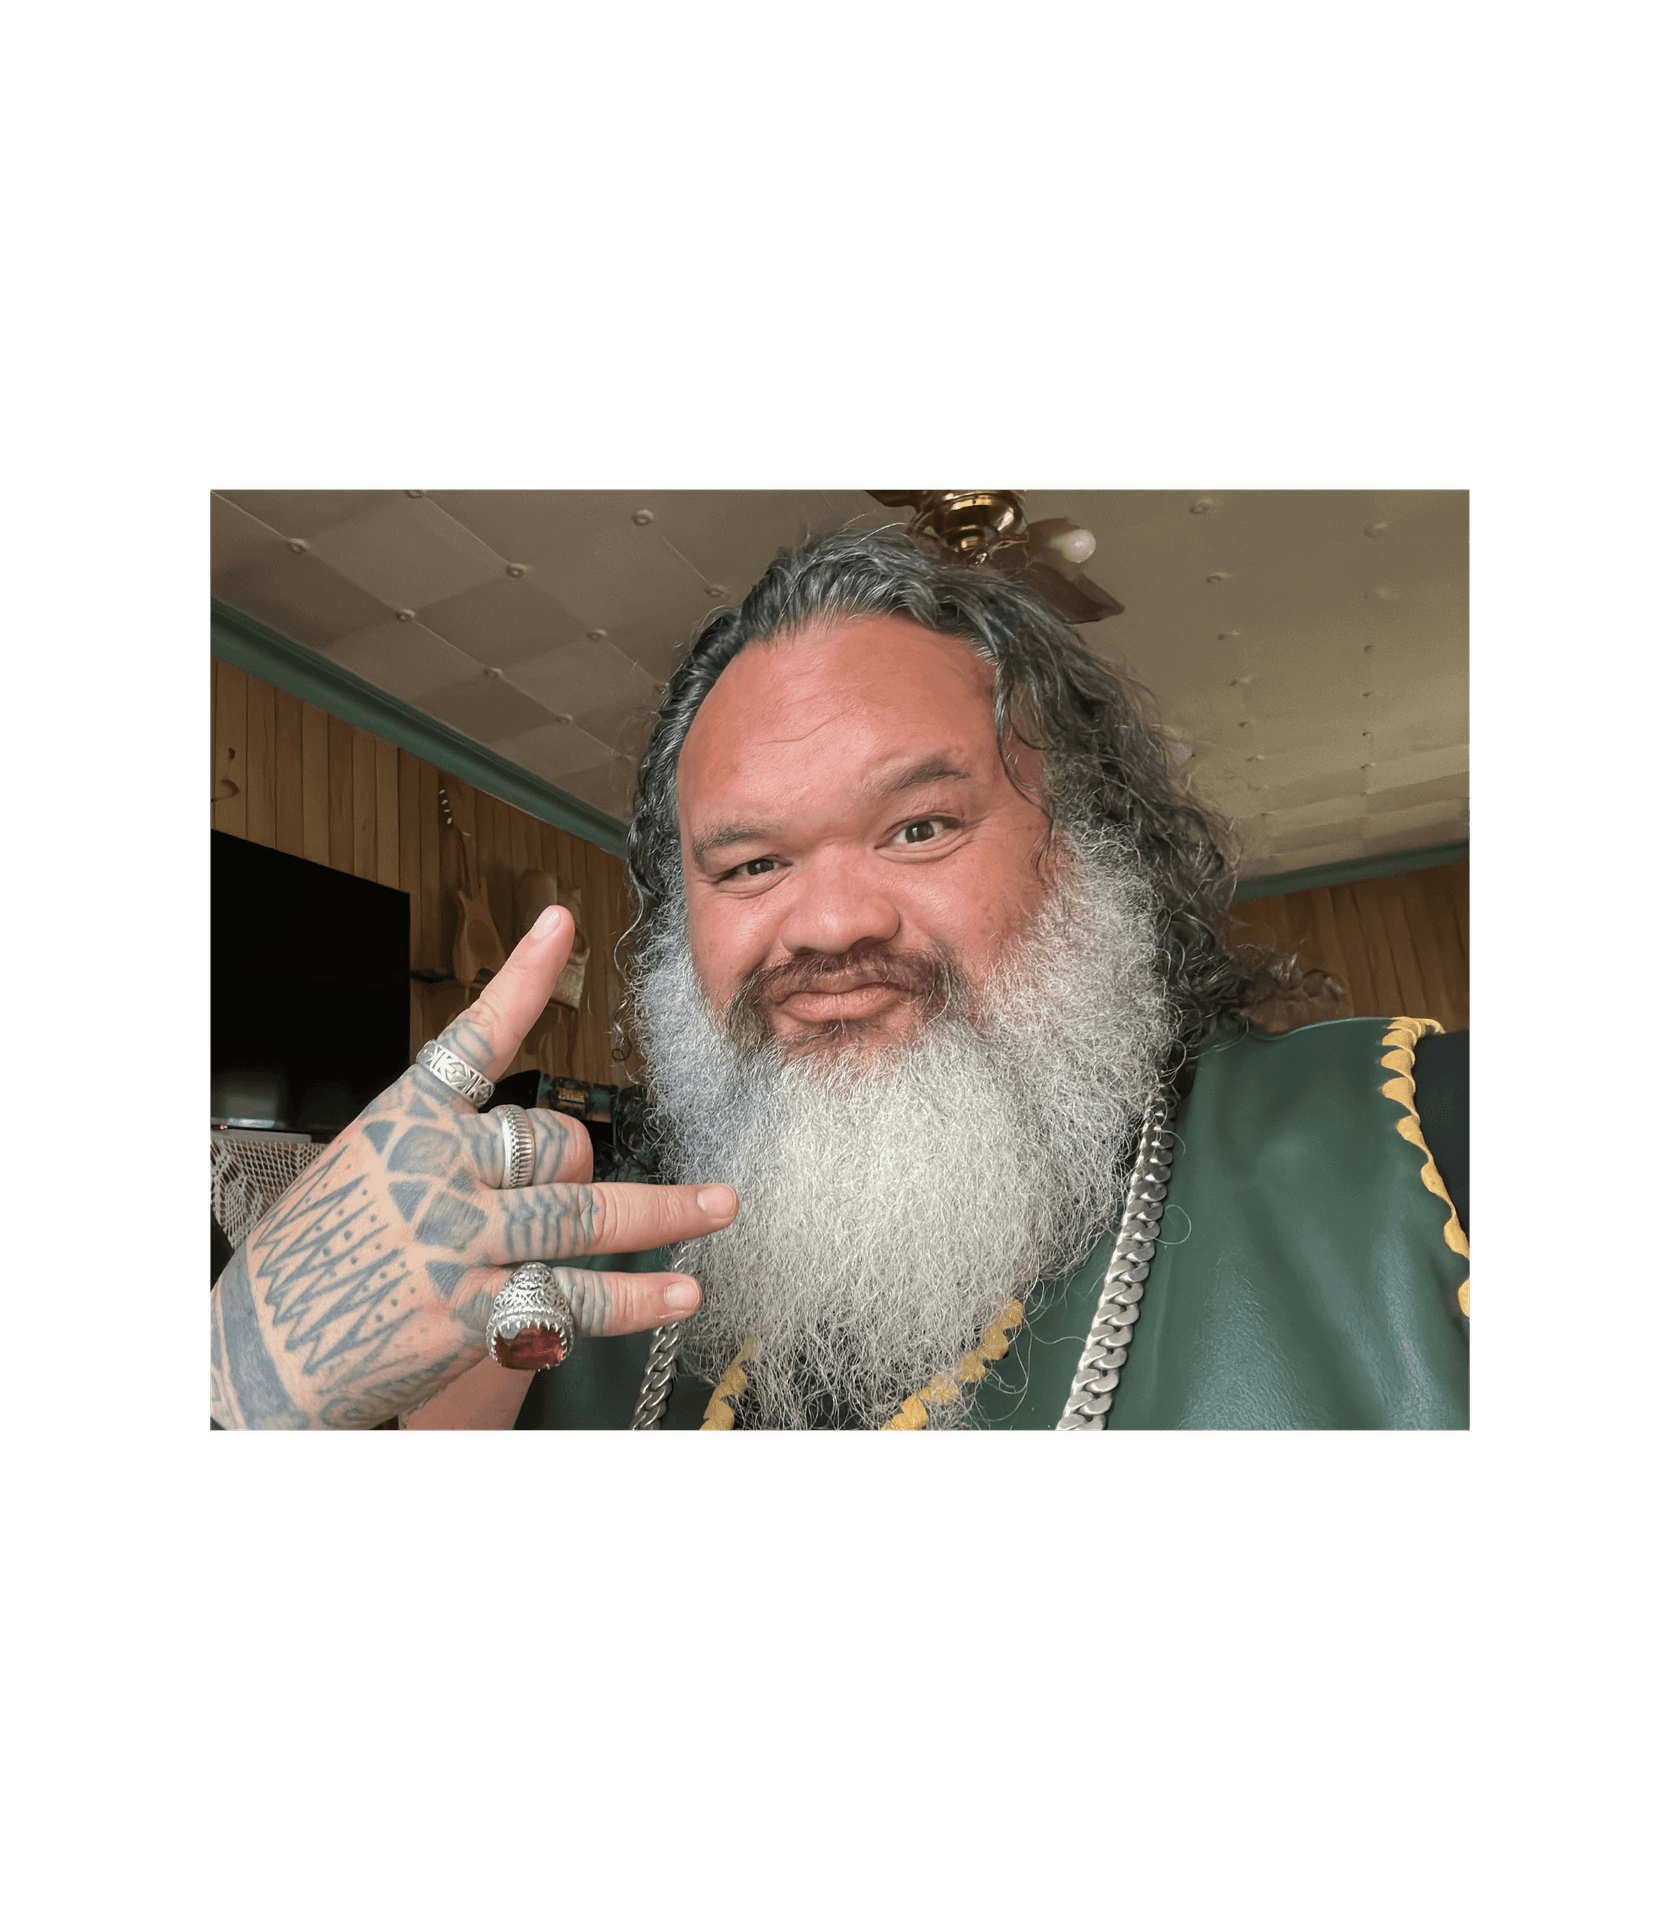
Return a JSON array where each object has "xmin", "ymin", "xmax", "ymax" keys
[
  {"xmin": 1231, "ymin": 840, "xmax": 1468, "ymax": 901},
  {"xmin": 16, "ymin": 3, "xmax": 1666, "ymax": 1920}
]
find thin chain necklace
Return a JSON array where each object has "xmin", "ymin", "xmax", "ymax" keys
[{"xmin": 628, "ymin": 1091, "xmax": 1175, "ymax": 1432}]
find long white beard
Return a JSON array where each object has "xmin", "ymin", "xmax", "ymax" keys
[{"xmin": 632, "ymin": 834, "xmax": 1174, "ymax": 1429}]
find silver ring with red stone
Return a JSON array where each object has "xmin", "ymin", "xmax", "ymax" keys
[{"xmin": 486, "ymin": 1263, "xmax": 577, "ymax": 1370}]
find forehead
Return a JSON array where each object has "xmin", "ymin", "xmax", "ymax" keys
[{"xmin": 676, "ymin": 616, "xmax": 1000, "ymax": 822}]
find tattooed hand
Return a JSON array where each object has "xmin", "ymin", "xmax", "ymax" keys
[{"xmin": 210, "ymin": 905, "xmax": 735, "ymax": 1429}]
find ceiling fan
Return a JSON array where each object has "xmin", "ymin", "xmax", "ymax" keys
[{"xmin": 866, "ymin": 491, "xmax": 1123, "ymax": 625}]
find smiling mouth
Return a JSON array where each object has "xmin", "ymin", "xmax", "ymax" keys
[
  {"xmin": 724, "ymin": 947, "xmax": 970, "ymax": 1048},
  {"xmin": 777, "ymin": 981, "xmax": 910, "ymax": 1024}
]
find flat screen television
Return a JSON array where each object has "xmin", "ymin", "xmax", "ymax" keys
[{"xmin": 212, "ymin": 831, "xmax": 411, "ymax": 1141}]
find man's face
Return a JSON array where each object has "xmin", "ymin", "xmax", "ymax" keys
[{"xmin": 675, "ymin": 616, "xmax": 1056, "ymax": 1052}]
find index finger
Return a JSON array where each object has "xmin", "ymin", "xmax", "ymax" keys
[{"xmin": 418, "ymin": 905, "xmax": 575, "ymax": 1102}]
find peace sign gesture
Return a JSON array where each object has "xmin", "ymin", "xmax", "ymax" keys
[{"xmin": 210, "ymin": 905, "xmax": 735, "ymax": 1429}]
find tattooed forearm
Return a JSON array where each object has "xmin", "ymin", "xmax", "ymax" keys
[
  {"xmin": 316, "ymin": 1353, "xmax": 461, "ymax": 1429},
  {"xmin": 214, "ymin": 1247, "xmax": 309, "ymax": 1429},
  {"xmin": 210, "ymin": 1282, "xmax": 239, "ymax": 1429}
]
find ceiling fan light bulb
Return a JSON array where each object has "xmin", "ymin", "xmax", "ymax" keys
[{"xmin": 1046, "ymin": 526, "xmax": 1097, "ymax": 564}]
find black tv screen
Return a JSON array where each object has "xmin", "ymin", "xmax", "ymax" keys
[{"xmin": 212, "ymin": 832, "xmax": 411, "ymax": 1141}]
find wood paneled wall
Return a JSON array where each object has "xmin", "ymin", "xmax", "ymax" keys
[
  {"xmin": 212, "ymin": 657, "xmax": 640, "ymax": 1085},
  {"xmin": 1225, "ymin": 858, "xmax": 1469, "ymax": 1033}
]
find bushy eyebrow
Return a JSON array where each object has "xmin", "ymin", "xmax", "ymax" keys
[
  {"xmin": 688, "ymin": 758, "xmax": 977, "ymax": 868},
  {"xmin": 860, "ymin": 755, "xmax": 976, "ymax": 804},
  {"xmin": 690, "ymin": 821, "xmax": 781, "ymax": 864}
]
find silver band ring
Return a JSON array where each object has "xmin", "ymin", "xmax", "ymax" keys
[
  {"xmin": 486, "ymin": 1263, "xmax": 577, "ymax": 1371},
  {"xmin": 491, "ymin": 1104, "xmax": 536, "ymax": 1189},
  {"xmin": 416, "ymin": 1038, "xmax": 496, "ymax": 1110}
]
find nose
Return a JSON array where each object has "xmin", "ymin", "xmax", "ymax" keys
[{"xmin": 771, "ymin": 848, "xmax": 901, "ymax": 959}]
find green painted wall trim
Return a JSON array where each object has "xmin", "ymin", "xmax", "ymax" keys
[
  {"xmin": 1232, "ymin": 840, "xmax": 1468, "ymax": 902},
  {"xmin": 210, "ymin": 599, "xmax": 629, "ymax": 857}
]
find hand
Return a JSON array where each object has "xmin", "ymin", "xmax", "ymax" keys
[{"xmin": 210, "ymin": 905, "xmax": 735, "ymax": 1429}]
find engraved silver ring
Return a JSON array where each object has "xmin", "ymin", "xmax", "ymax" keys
[
  {"xmin": 491, "ymin": 1104, "xmax": 536, "ymax": 1189},
  {"xmin": 415, "ymin": 1038, "xmax": 496, "ymax": 1110},
  {"xmin": 486, "ymin": 1263, "xmax": 577, "ymax": 1371}
]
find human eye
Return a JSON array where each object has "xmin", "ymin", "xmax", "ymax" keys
[
  {"xmin": 718, "ymin": 855, "xmax": 779, "ymax": 882},
  {"xmin": 891, "ymin": 816, "xmax": 955, "ymax": 848}
]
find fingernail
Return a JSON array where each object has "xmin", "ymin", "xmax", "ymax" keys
[
  {"xmin": 663, "ymin": 1279, "xmax": 700, "ymax": 1312},
  {"xmin": 532, "ymin": 905, "xmax": 563, "ymax": 938},
  {"xmin": 696, "ymin": 1185, "xmax": 737, "ymax": 1216}
]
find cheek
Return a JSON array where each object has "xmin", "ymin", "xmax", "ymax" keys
[
  {"xmin": 682, "ymin": 881, "xmax": 751, "ymax": 1012},
  {"xmin": 913, "ymin": 846, "xmax": 1052, "ymax": 968}
]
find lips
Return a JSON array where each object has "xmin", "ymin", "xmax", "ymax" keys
[
  {"xmin": 779, "ymin": 980, "xmax": 910, "ymax": 1020},
  {"xmin": 773, "ymin": 969, "xmax": 914, "ymax": 1006},
  {"xmin": 767, "ymin": 950, "xmax": 945, "ymax": 1010},
  {"xmin": 725, "ymin": 946, "xmax": 969, "ymax": 1046}
]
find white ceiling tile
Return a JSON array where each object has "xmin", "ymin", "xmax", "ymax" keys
[
  {"xmin": 1247, "ymin": 710, "xmax": 1371, "ymax": 755},
  {"xmin": 1359, "ymin": 798, "xmax": 1466, "ymax": 837},
  {"xmin": 216, "ymin": 491, "xmax": 411, "ymax": 538},
  {"xmin": 215, "ymin": 549, "xmax": 395, "ymax": 647},
  {"xmin": 414, "ymin": 674, "xmax": 556, "ymax": 744},
  {"xmin": 503, "ymin": 638, "xmax": 660, "ymax": 720},
  {"xmin": 1369, "ymin": 631, "xmax": 1469, "ymax": 698},
  {"xmin": 1365, "ymin": 743, "xmax": 1469, "ymax": 793},
  {"xmin": 1246, "ymin": 766, "xmax": 1368, "ymax": 812},
  {"xmin": 821, "ymin": 492, "xmax": 913, "ymax": 531},
  {"xmin": 560, "ymin": 757, "xmax": 638, "ymax": 822},
  {"xmin": 569, "ymin": 678, "xmax": 666, "ymax": 757},
  {"xmin": 601, "ymin": 602, "xmax": 718, "ymax": 681},
  {"xmin": 428, "ymin": 492, "xmax": 716, "ymax": 630},
  {"xmin": 1362, "ymin": 671, "xmax": 1469, "ymax": 752},
  {"xmin": 490, "ymin": 721, "xmax": 615, "ymax": 785},
  {"xmin": 1244, "ymin": 675, "xmax": 1374, "ymax": 733},
  {"xmin": 318, "ymin": 621, "xmax": 485, "ymax": 703},
  {"xmin": 307, "ymin": 498, "xmax": 509, "ymax": 610},
  {"xmin": 1359, "ymin": 805, "xmax": 1469, "ymax": 851},
  {"xmin": 636, "ymin": 491, "xmax": 882, "ymax": 600},
  {"xmin": 426, "ymin": 491, "xmax": 622, "ymax": 558},
  {"xmin": 418, "ymin": 575, "xmax": 583, "ymax": 667},
  {"xmin": 211, "ymin": 494, "xmax": 287, "ymax": 580},
  {"xmin": 1364, "ymin": 774, "xmax": 1469, "ymax": 816},
  {"xmin": 1253, "ymin": 794, "xmax": 1369, "ymax": 835}
]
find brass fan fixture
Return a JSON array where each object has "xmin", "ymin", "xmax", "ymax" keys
[{"xmin": 867, "ymin": 490, "xmax": 1123, "ymax": 625}]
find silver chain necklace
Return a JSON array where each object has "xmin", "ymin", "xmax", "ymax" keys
[
  {"xmin": 628, "ymin": 1092, "xmax": 1176, "ymax": 1432},
  {"xmin": 1054, "ymin": 1095, "xmax": 1174, "ymax": 1429},
  {"xmin": 629, "ymin": 1320, "xmax": 685, "ymax": 1429}
]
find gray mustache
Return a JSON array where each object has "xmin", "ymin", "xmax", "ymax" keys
[{"xmin": 724, "ymin": 944, "xmax": 969, "ymax": 1045}]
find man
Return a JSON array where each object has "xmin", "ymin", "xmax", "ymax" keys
[{"xmin": 211, "ymin": 528, "xmax": 1468, "ymax": 1431}]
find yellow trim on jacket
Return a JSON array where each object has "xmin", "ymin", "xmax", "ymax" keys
[{"xmin": 1379, "ymin": 1016, "xmax": 1470, "ymax": 1316}]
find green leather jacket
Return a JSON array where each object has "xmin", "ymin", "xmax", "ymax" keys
[{"xmin": 518, "ymin": 1016, "xmax": 1470, "ymax": 1431}]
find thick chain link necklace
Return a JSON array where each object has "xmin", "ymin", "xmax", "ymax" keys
[
  {"xmin": 1055, "ymin": 1095, "xmax": 1174, "ymax": 1428},
  {"xmin": 629, "ymin": 1092, "xmax": 1176, "ymax": 1432}
]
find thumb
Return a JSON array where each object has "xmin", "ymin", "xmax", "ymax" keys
[{"xmin": 438, "ymin": 905, "xmax": 574, "ymax": 1084}]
